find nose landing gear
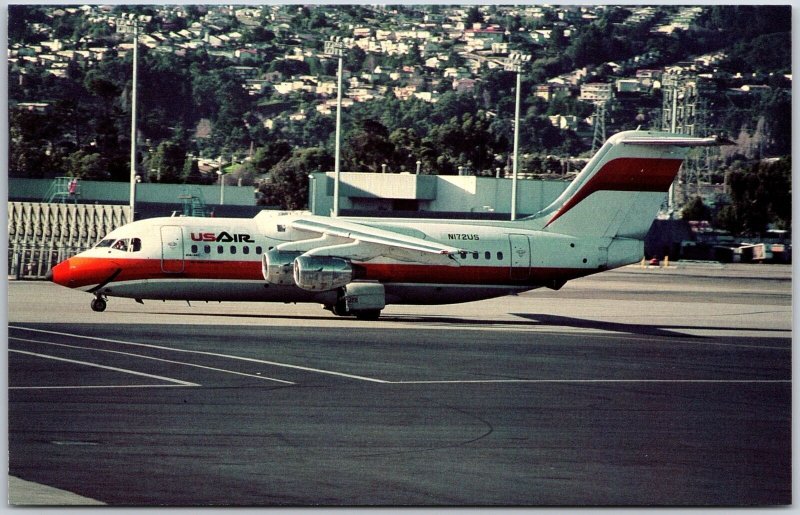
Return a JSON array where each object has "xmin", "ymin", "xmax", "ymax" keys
[{"xmin": 91, "ymin": 295, "xmax": 107, "ymax": 312}]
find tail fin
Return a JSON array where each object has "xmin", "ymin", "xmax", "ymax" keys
[{"xmin": 527, "ymin": 130, "xmax": 728, "ymax": 239}]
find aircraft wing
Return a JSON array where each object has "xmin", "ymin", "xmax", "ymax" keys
[{"xmin": 277, "ymin": 216, "xmax": 463, "ymax": 266}]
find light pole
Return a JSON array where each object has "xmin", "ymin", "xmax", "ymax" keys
[
  {"xmin": 324, "ymin": 37, "xmax": 347, "ymax": 217},
  {"xmin": 504, "ymin": 51, "xmax": 531, "ymax": 221},
  {"xmin": 216, "ymin": 167, "xmax": 225, "ymax": 205},
  {"xmin": 117, "ymin": 15, "xmax": 139, "ymax": 221}
]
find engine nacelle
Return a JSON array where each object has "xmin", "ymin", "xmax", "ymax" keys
[
  {"xmin": 263, "ymin": 249, "xmax": 302, "ymax": 285},
  {"xmin": 293, "ymin": 255, "xmax": 353, "ymax": 291}
]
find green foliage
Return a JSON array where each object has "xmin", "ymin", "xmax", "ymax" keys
[
  {"xmin": 182, "ymin": 157, "xmax": 203, "ymax": 184},
  {"xmin": 7, "ymin": 2, "xmax": 793, "ymax": 234},
  {"xmin": 65, "ymin": 150, "xmax": 110, "ymax": 180},
  {"xmin": 681, "ymin": 196, "xmax": 711, "ymax": 222},
  {"xmin": 343, "ymin": 119, "xmax": 395, "ymax": 173},
  {"xmin": 259, "ymin": 147, "xmax": 333, "ymax": 209},
  {"xmin": 723, "ymin": 33, "xmax": 792, "ymax": 75},
  {"xmin": 720, "ymin": 157, "xmax": 791, "ymax": 236},
  {"xmin": 147, "ymin": 141, "xmax": 188, "ymax": 183},
  {"xmin": 466, "ymin": 7, "xmax": 484, "ymax": 26}
]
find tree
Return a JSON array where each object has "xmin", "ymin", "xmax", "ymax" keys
[
  {"xmin": 389, "ymin": 127, "xmax": 426, "ymax": 173},
  {"xmin": 714, "ymin": 204, "xmax": 742, "ymax": 235},
  {"xmin": 723, "ymin": 157, "xmax": 791, "ymax": 235},
  {"xmin": 181, "ymin": 157, "xmax": 203, "ymax": 184},
  {"xmin": 64, "ymin": 150, "xmax": 110, "ymax": 180},
  {"xmin": 681, "ymin": 196, "xmax": 711, "ymax": 222},
  {"xmin": 343, "ymin": 119, "xmax": 395, "ymax": 173},
  {"xmin": 466, "ymin": 6, "xmax": 484, "ymax": 26},
  {"xmin": 259, "ymin": 147, "xmax": 333, "ymax": 209},
  {"xmin": 148, "ymin": 140, "xmax": 187, "ymax": 183}
]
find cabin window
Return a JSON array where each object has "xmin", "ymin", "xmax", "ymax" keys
[
  {"xmin": 485, "ymin": 251, "xmax": 491, "ymax": 260},
  {"xmin": 243, "ymin": 246, "xmax": 250, "ymax": 255},
  {"xmin": 472, "ymin": 251, "xmax": 479, "ymax": 259},
  {"xmin": 256, "ymin": 246, "xmax": 263, "ymax": 255},
  {"xmin": 497, "ymin": 251, "xmax": 504, "ymax": 260},
  {"xmin": 204, "ymin": 245, "xmax": 211, "ymax": 254},
  {"xmin": 230, "ymin": 246, "xmax": 237, "ymax": 255},
  {"xmin": 191, "ymin": 245, "xmax": 198, "ymax": 254},
  {"xmin": 217, "ymin": 245, "xmax": 224, "ymax": 254},
  {"xmin": 112, "ymin": 239, "xmax": 129, "ymax": 251},
  {"xmin": 131, "ymin": 238, "xmax": 142, "ymax": 252},
  {"xmin": 460, "ymin": 251, "xmax": 467, "ymax": 259}
]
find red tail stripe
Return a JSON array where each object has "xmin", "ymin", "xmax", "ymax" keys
[{"xmin": 545, "ymin": 157, "xmax": 683, "ymax": 227}]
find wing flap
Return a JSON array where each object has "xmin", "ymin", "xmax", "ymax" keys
[{"xmin": 290, "ymin": 217, "xmax": 462, "ymax": 256}]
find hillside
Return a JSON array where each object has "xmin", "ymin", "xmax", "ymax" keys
[{"xmin": 7, "ymin": 5, "xmax": 791, "ymax": 234}]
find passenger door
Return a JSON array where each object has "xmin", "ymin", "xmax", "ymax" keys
[
  {"xmin": 160, "ymin": 225, "xmax": 185, "ymax": 273},
  {"xmin": 509, "ymin": 234, "xmax": 530, "ymax": 280}
]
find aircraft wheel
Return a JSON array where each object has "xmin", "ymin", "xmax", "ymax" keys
[
  {"xmin": 91, "ymin": 297, "xmax": 107, "ymax": 312},
  {"xmin": 332, "ymin": 299, "xmax": 349, "ymax": 317},
  {"xmin": 354, "ymin": 310, "xmax": 381, "ymax": 321}
]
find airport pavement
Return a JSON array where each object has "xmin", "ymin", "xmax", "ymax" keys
[{"xmin": 6, "ymin": 264, "xmax": 792, "ymax": 506}]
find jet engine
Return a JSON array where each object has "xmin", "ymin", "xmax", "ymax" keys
[
  {"xmin": 262, "ymin": 249, "xmax": 302, "ymax": 285},
  {"xmin": 293, "ymin": 255, "xmax": 353, "ymax": 291}
]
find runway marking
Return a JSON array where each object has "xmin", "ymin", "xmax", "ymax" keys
[
  {"xmin": 391, "ymin": 321, "xmax": 790, "ymax": 350},
  {"xmin": 385, "ymin": 319, "xmax": 791, "ymax": 349},
  {"xmin": 10, "ymin": 337, "xmax": 295, "ymax": 385},
  {"xmin": 9, "ymin": 326, "xmax": 789, "ymax": 386},
  {"xmin": 387, "ymin": 379, "xmax": 791, "ymax": 384},
  {"xmin": 11, "ymin": 385, "xmax": 194, "ymax": 390},
  {"xmin": 8, "ymin": 349, "xmax": 199, "ymax": 387},
  {"xmin": 10, "ymin": 326, "xmax": 387, "ymax": 384}
]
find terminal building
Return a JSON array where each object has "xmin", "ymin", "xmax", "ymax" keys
[{"xmin": 307, "ymin": 172, "xmax": 570, "ymax": 219}]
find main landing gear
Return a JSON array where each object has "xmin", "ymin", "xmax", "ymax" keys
[
  {"xmin": 325, "ymin": 284, "xmax": 385, "ymax": 320},
  {"xmin": 91, "ymin": 295, "xmax": 107, "ymax": 312},
  {"xmin": 327, "ymin": 301, "xmax": 382, "ymax": 321}
]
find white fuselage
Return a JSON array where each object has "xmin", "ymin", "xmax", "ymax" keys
[{"xmin": 50, "ymin": 211, "xmax": 642, "ymax": 306}]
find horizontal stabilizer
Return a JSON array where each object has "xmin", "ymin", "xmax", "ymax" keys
[{"xmin": 622, "ymin": 135, "xmax": 735, "ymax": 147}]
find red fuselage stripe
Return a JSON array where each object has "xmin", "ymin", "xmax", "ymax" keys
[{"xmin": 53, "ymin": 256, "xmax": 589, "ymax": 288}]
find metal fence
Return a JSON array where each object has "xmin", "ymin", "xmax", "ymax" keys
[
  {"xmin": 8, "ymin": 244, "xmax": 90, "ymax": 280},
  {"xmin": 8, "ymin": 202, "xmax": 129, "ymax": 280}
]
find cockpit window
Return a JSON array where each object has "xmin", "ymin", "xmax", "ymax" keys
[
  {"xmin": 112, "ymin": 239, "xmax": 129, "ymax": 251},
  {"xmin": 131, "ymin": 238, "xmax": 141, "ymax": 252},
  {"xmin": 95, "ymin": 238, "xmax": 115, "ymax": 248}
]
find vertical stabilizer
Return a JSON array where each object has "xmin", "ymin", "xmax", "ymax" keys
[{"xmin": 526, "ymin": 131, "xmax": 726, "ymax": 239}]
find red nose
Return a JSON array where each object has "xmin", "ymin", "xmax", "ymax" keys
[
  {"xmin": 48, "ymin": 259, "xmax": 73, "ymax": 287},
  {"xmin": 48, "ymin": 257, "xmax": 121, "ymax": 289}
]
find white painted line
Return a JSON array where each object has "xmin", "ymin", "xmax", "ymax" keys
[
  {"xmin": 391, "ymin": 322, "xmax": 791, "ymax": 351},
  {"xmin": 10, "ymin": 337, "xmax": 295, "ymax": 385},
  {"xmin": 388, "ymin": 379, "xmax": 791, "ymax": 384},
  {"xmin": 10, "ymin": 326, "xmax": 387, "ymax": 383},
  {"xmin": 9, "ymin": 349, "xmax": 199, "ymax": 387},
  {"xmin": 10, "ymin": 385, "xmax": 194, "ymax": 390}
]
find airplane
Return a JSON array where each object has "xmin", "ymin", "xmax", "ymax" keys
[{"xmin": 47, "ymin": 130, "xmax": 727, "ymax": 320}]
